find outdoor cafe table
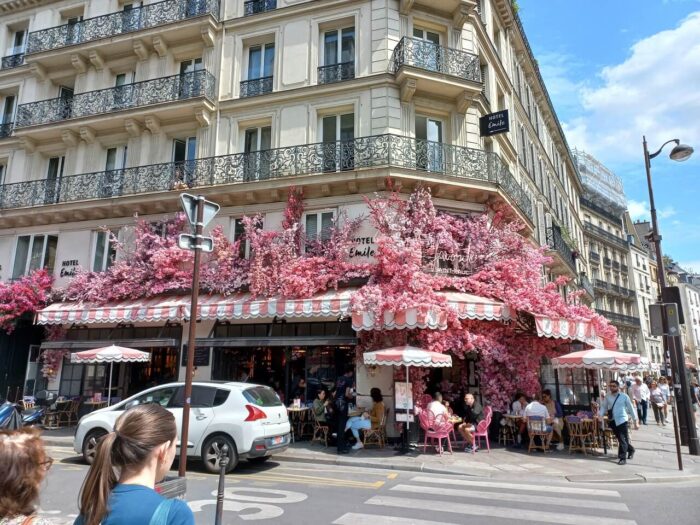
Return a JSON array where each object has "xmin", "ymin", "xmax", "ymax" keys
[
  {"xmin": 580, "ymin": 416, "xmax": 610, "ymax": 454},
  {"xmin": 287, "ymin": 406, "xmax": 312, "ymax": 439}
]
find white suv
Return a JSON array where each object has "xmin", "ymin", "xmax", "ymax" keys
[{"xmin": 73, "ymin": 381, "xmax": 290, "ymax": 473}]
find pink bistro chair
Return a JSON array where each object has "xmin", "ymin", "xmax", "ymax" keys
[
  {"xmin": 471, "ymin": 405, "xmax": 493, "ymax": 454},
  {"xmin": 419, "ymin": 410, "xmax": 453, "ymax": 455}
]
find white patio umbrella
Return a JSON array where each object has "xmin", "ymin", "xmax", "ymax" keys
[{"xmin": 71, "ymin": 345, "xmax": 151, "ymax": 405}]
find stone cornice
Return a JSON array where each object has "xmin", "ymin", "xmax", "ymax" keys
[{"xmin": 0, "ymin": 0, "xmax": 54, "ymax": 14}]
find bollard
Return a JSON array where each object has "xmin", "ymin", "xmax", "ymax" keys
[{"xmin": 214, "ymin": 444, "xmax": 229, "ymax": 525}]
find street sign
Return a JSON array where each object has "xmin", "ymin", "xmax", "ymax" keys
[
  {"xmin": 479, "ymin": 109, "xmax": 510, "ymax": 137},
  {"xmin": 178, "ymin": 233, "xmax": 214, "ymax": 253},
  {"xmin": 180, "ymin": 193, "xmax": 220, "ymax": 230},
  {"xmin": 649, "ymin": 303, "xmax": 681, "ymax": 336}
]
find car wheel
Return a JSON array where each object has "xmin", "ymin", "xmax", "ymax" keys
[
  {"xmin": 247, "ymin": 456, "xmax": 270, "ymax": 465},
  {"xmin": 83, "ymin": 429, "xmax": 108, "ymax": 465},
  {"xmin": 201, "ymin": 434, "xmax": 238, "ymax": 474}
]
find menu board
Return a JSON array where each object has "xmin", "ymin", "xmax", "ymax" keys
[{"xmin": 395, "ymin": 382, "xmax": 414, "ymax": 410}]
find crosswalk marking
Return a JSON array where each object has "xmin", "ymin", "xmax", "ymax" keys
[
  {"xmin": 334, "ymin": 512, "xmax": 461, "ymax": 525},
  {"xmin": 238, "ymin": 472, "xmax": 384, "ymax": 489},
  {"xmin": 390, "ymin": 484, "xmax": 629, "ymax": 512},
  {"xmin": 366, "ymin": 496, "xmax": 637, "ymax": 525},
  {"xmin": 410, "ymin": 475, "xmax": 621, "ymax": 497}
]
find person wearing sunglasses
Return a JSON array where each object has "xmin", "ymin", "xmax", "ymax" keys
[
  {"xmin": 599, "ymin": 380, "xmax": 639, "ymax": 465},
  {"xmin": 0, "ymin": 428, "xmax": 57, "ymax": 525}
]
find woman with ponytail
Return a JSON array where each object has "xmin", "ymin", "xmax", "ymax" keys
[{"xmin": 74, "ymin": 404, "xmax": 193, "ymax": 525}]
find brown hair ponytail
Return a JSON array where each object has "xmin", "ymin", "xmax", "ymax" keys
[{"xmin": 78, "ymin": 404, "xmax": 177, "ymax": 525}]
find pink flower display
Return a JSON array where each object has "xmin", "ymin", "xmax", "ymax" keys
[{"xmin": 0, "ymin": 269, "xmax": 53, "ymax": 333}]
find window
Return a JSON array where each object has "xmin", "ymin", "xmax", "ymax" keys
[
  {"xmin": 320, "ymin": 27, "xmax": 355, "ymax": 83},
  {"xmin": 415, "ymin": 115, "xmax": 444, "ymax": 172},
  {"xmin": 102, "ymin": 146, "xmax": 127, "ymax": 197},
  {"xmin": 12, "ymin": 234, "xmax": 58, "ymax": 279},
  {"xmin": 58, "ymin": 358, "xmax": 83, "ymax": 397},
  {"xmin": 173, "ymin": 137, "xmax": 197, "ymax": 184},
  {"xmin": 121, "ymin": 2, "xmax": 142, "ymax": 32},
  {"xmin": 124, "ymin": 385, "xmax": 178, "ymax": 410},
  {"xmin": 242, "ymin": 42, "xmax": 274, "ymax": 96},
  {"xmin": 321, "ymin": 112, "xmax": 354, "ymax": 171},
  {"xmin": 10, "ymin": 29, "xmax": 26, "ymax": 54},
  {"xmin": 243, "ymin": 125, "xmax": 271, "ymax": 181},
  {"xmin": 64, "ymin": 14, "xmax": 84, "ymax": 45},
  {"xmin": 171, "ymin": 385, "xmax": 219, "ymax": 408},
  {"xmin": 0, "ymin": 164, "xmax": 4, "ymax": 186},
  {"xmin": 92, "ymin": 229, "xmax": 118, "ymax": 272},
  {"xmin": 304, "ymin": 210, "xmax": 335, "ymax": 249},
  {"xmin": 232, "ymin": 218, "xmax": 251, "ymax": 259},
  {"xmin": 413, "ymin": 27, "xmax": 441, "ymax": 72},
  {"xmin": 243, "ymin": 386, "xmax": 282, "ymax": 407},
  {"xmin": 2, "ymin": 95, "xmax": 16, "ymax": 125}
]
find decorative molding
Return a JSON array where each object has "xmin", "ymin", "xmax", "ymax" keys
[
  {"xmin": 70, "ymin": 54, "xmax": 88, "ymax": 73},
  {"xmin": 61, "ymin": 130, "xmax": 79, "ymax": 147},
  {"xmin": 29, "ymin": 63, "xmax": 47, "ymax": 81},
  {"xmin": 400, "ymin": 78, "xmax": 416, "ymax": 102},
  {"xmin": 195, "ymin": 108, "xmax": 211, "ymax": 127},
  {"xmin": 19, "ymin": 137, "xmax": 36, "ymax": 153},
  {"xmin": 399, "ymin": 0, "xmax": 415, "ymax": 15},
  {"xmin": 88, "ymin": 50, "xmax": 105, "ymax": 71},
  {"xmin": 144, "ymin": 116, "xmax": 161, "ymax": 134},
  {"xmin": 453, "ymin": 3, "xmax": 471, "ymax": 28},
  {"xmin": 79, "ymin": 126, "xmax": 97, "ymax": 144},
  {"xmin": 320, "ymin": 184, "xmax": 331, "ymax": 196},
  {"xmin": 456, "ymin": 91, "xmax": 477, "ymax": 114},
  {"xmin": 201, "ymin": 26, "xmax": 215, "ymax": 47},
  {"xmin": 124, "ymin": 118, "xmax": 143, "ymax": 137},
  {"xmin": 245, "ymin": 191, "xmax": 256, "ymax": 204},
  {"xmin": 152, "ymin": 36, "xmax": 168, "ymax": 58},
  {"xmin": 347, "ymin": 180, "xmax": 358, "ymax": 194},
  {"xmin": 133, "ymin": 39, "xmax": 150, "ymax": 61}
]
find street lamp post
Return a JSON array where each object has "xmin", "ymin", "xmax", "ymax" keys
[{"xmin": 642, "ymin": 136, "xmax": 699, "ymax": 468}]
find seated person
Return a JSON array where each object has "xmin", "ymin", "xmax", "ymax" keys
[
  {"xmin": 541, "ymin": 389, "xmax": 565, "ymax": 450},
  {"xmin": 291, "ymin": 378, "xmax": 306, "ymax": 403},
  {"xmin": 345, "ymin": 388, "xmax": 385, "ymax": 450},
  {"xmin": 510, "ymin": 393, "xmax": 528, "ymax": 445},
  {"xmin": 312, "ymin": 389, "xmax": 330, "ymax": 428},
  {"xmin": 457, "ymin": 393, "xmax": 484, "ymax": 452},
  {"xmin": 427, "ymin": 392, "xmax": 449, "ymax": 417},
  {"xmin": 525, "ymin": 394, "xmax": 553, "ymax": 445}
]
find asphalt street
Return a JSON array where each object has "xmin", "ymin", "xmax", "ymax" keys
[{"xmin": 39, "ymin": 445, "xmax": 700, "ymax": 525}]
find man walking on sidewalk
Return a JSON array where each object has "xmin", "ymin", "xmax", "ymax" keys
[
  {"xmin": 599, "ymin": 380, "xmax": 639, "ymax": 465},
  {"xmin": 631, "ymin": 377, "xmax": 650, "ymax": 425}
]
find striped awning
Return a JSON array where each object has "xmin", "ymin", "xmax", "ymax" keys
[
  {"xmin": 352, "ymin": 291, "xmax": 511, "ymax": 332},
  {"xmin": 36, "ymin": 289, "xmax": 355, "ymax": 325},
  {"xmin": 533, "ymin": 314, "xmax": 598, "ymax": 345}
]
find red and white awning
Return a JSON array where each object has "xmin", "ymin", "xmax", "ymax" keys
[
  {"xmin": 352, "ymin": 291, "xmax": 511, "ymax": 332},
  {"xmin": 363, "ymin": 345, "xmax": 453, "ymax": 368},
  {"xmin": 70, "ymin": 345, "xmax": 151, "ymax": 364},
  {"xmin": 36, "ymin": 296, "xmax": 191, "ymax": 325},
  {"xmin": 533, "ymin": 314, "xmax": 598, "ymax": 345},
  {"xmin": 552, "ymin": 348, "xmax": 650, "ymax": 371}
]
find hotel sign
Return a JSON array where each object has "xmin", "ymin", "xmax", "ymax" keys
[{"xmin": 479, "ymin": 110, "xmax": 510, "ymax": 137}]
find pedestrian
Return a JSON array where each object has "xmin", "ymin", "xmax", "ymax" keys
[
  {"xmin": 691, "ymin": 380, "xmax": 700, "ymax": 430},
  {"xmin": 658, "ymin": 376, "xmax": 671, "ymax": 423},
  {"xmin": 630, "ymin": 377, "xmax": 650, "ymax": 425},
  {"xmin": 74, "ymin": 404, "xmax": 194, "ymax": 525},
  {"xmin": 334, "ymin": 365, "xmax": 355, "ymax": 455},
  {"xmin": 649, "ymin": 380, "xmax": 666, "ymax": 426},
  {"xmin": 0, "ymin": 428, "xmax": 58, "ymax": 525},
  {"xmin": 599, "ymin": 380, "xmax": 638, "ymax": 465}
]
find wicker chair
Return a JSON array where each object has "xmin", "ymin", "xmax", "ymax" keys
[
  {"xmin": 363, "ymin": 406, "xmax": 390, "ymax": 448},
  {"xmin": 565, "ymin": 415, "xmax": 591, "ymax": 455},
  {"xmin": 310, "ymin": 410, "xmax": 330, "ymax": 447},
  {"xmin": 527, "ymin": 415, "xmax": 552, "ymax": 453}
]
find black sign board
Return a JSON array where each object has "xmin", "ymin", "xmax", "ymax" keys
[
  {"xmin": 479, "ymin": 110, "xmax": 510, "ymax": 137},
  {"xmin": 662, "ymin": 286, "xmax": 685, "ymax": 324},
  {"xmin": 181, "ymin": 345, "xmax": 211, "ymax": 367}
]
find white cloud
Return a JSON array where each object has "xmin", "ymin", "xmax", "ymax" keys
[
  {"xmin": 565, "ymin": 12, "xmax": 700, "ymax": 163},
  {"xmin": 625, "ymin": 200, "xmax": 676, "ymax": 220},
  {"xmin": 678, "ymin": 260, "xmax": 700, "ymax": 273}
]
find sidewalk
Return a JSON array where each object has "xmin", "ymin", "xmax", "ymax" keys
[{"xmin": 42, "ymin": 421, "xmax": 700, "ymax": 484}]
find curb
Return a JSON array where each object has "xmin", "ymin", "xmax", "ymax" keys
[{"xmin": 566, "ymin": 472, "xmax": 700, "ymax": 484}]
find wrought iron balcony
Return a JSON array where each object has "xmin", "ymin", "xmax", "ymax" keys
[
  {"xmin": 579, "ymin": 196, "xmax": 622, "ymax": 227},
  {"xmin": 26, "ymin": 0, "xmax": 220, "ymax": 55},
  {"xmin": 594, "ymin": 280, "xmax": 635, "ymax": 300},
  {"xmin": 621, "ymin": 263, "xmax": 629, "ymax": 273},
  {"xmin": 391, "ymin": 37, "xmax": 481, "ymax": 83},
  {"xmin": 0, "ymin": 134, "xmax": 532, "ymax": 221},
  {"xmin": 595, "ymin": 309, "xmax": 641, "ymax": 328},
  {"xmin": 244, "ymin": 0, "xmax": 276, "ymax": 16},
  {"xmin": 318, "ymin": 62, "xmax": 355, "ymax": 85},
  {"xmin": 583, "ymin": 222, "xmax": 629, "ymax": 249},
  {"xmin": 0, "ymin": 122, "xmax": 13, "ymax": 138},
  {"xmin": 603, "ymin": 257, "xmax": 612, "ymax": 267},
  {"xmin": 1, "ymin": 52, "xmax": 25, "ymax": 69},
  {"xmin": 15, "ymin": 70, "xmax": 215, "ymax": 128},
  {"xmin": 589, "ymin": 251, "xmax": 600, "ymax": 263},
  {"xmin": 546, "ymin": 226, "xmax": 576, "ymax": 273},
  {"xmin": 612, "ymin": 260, "xmax": 620, "ymax": 270},
  {"xmin": 579, "ymin": 274, "xmax": 595, "ymax": 299},
  {"xmin": 240, "ymin": 76, "xmax": 273, "ymax": 98}
]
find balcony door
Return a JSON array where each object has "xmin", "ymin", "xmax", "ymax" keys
[
  {"xmin": 45, "ymin": 156, "xmax": 65, "ymax": 204},
  {"xmin": 2, "ymin": 95, "xmax": 15, "ymax": 125},
  {"xmin": 412, "ymin": 27, "xmax": 441, "ymax": 71},
  {"xmin": 173, "ymin": 137, "xmax": 197, "ymax": 185},
  {"xmin": 59, "ymin": 86, "xmax": 74, "ymax": 120},
  {"xmin": 248, "ymin": 44, "xmax": 274, "ymax": 81},
  {"xmin": 415, "ymin": 116, "xmax": 443, "ymax": 172},
  {"xmin": 321, "ymin": 113, "xmax": 354, "ymax": 172},
  {"xmin": 122, "ymin": 2, "xmax": 142, "ymax": 32},
  {"xmin": 113, "ymin": 72, "xmax": 134, "ymax": 110},
  {"xmin": 321, "ymin": 27, "xmax": 355, "ymax": 83},
  {"xmin": 10, "ymin": 29, "xmax": 26, "ymax": 55},
  {"xmin": 64, "ymin": 15, "xmax": 84, "ymax": 45},
  {"xmin": 244, "ymin": 126, "xmax": 272, "ymax": 181},
  {"xmin": 179, "ymin": 58, "xmax": 203, "ymax": 98},
  {"xmin": 103, "ymin": 146, "xmax": 127, "ymax": 197}
]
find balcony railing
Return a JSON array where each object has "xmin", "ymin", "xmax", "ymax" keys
[
  {"xmin": 594, "ymin": 280, "xmax": 635, "ymax": 300},
  {"xmin": 0, "ymin": 134, "xmax": 532, "ymax": 221},
  {"xmin": 612, "ymin": 260, "xmax": 620, "ymax": 270},
  {"xmin": 318, "ymin": 62, "xmax": 355, "ymax": 85},
  {"xmin": 26, "ymin": 0, "xmax": 220, "ymax": 55},
  {"xmin": 546, "ymin": 226, "xmax": 576, "ymax": 272},
  {"xmin": 603, "ymin": 257, "xmax": 612, "ymax": 267},
  {"xmin": 579, "ymin": 196, "xmax": 622, "ymax": 227},
  {"xmin": 583, "ymin": 222, "xmax": 629, "ymax": 249},
  {"xmin": 0, "ymin": 122, "xmax": 13, "ymax": 138},
  {"xmin": 589, "ymin": 251, "xmax": 600, "ymax": 263},
  {"xmin": 1, "ymin": 51, "xmax": 25, "ymax": 69},
  {"xmin": 579, "ymin": 274, "xmax": 595, "ymax": 298},
  {"xmin": 244, "ymin": 0, "xmax": 276, "ymax": 16},
  {"xmin": 15, "ymin": 70, "xmax": 215, "ymax": 128},
  {"xmin": 596, "ymin": 309, "xmax": 641, "ymax": 328},
  {"xmin": 240, "ymin": 76, "xmax": 273, "ymax": 98},
  {"xmin": 621, "ymin": 263, "xmax": 629, "ymax": 273},
  {"xmin": 391, "ymin": 37, "xmax": 481, "ymax": 83}
]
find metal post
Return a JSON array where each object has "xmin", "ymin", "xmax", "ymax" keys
[
  {"xmin": 643, "ymin": 137, "xmax": 700, "ymax": 467},
  {"xmin": 178, "ymin": 195, "xmax": 205, "ymax": 477},
  {"xmin": 215, "ymin": 444, "xmax": 229, "ymax": 525}
]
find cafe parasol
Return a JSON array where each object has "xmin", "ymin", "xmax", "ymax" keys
[
  {"xmin": 551, "ymin": 348, "xmax": 650, "ymax": 372},
  {"xmin": 71, "ymin": 345, "xmax": 151, "ymax": 405}
]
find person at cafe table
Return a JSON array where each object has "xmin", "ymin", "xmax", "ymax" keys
[
  {"xmin": 344, "ymin": 388, "xmax": 385, "ymax": 450},
  {"xmin": 456, "ymin": 392, "xmax": 484, "ymax": 452},
  {"xmin": 427, "ymin": 392, "xmax": 449, "ymax": 417},
  {"xmin": 541, "ymin": 389, "xmax": 565, "ymax": 451},
  {"xmin": 599, "ymin": 379, "xmax": 638, "ymax": 465}
]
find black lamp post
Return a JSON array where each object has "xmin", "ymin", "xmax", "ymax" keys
[{"xmin": 642, "ymin": 136, "xmax": 699, "ymax": 468}]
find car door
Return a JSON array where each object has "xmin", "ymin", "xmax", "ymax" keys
[{"xmin": 168, "ymin": 385, "xmax": 215, "ymax": 455}]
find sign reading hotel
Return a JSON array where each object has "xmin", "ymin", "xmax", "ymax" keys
[
  {"xmin": 349, "ymin": 236, "xmax": 376, "ymax": 259},
  {"xmin": 479, "ymin": 109, "xmax": 510, "ymax": 137}
]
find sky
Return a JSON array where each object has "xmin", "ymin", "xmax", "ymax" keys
[{"xmin": 518, "ymin": 0, "xmax": 700, "ymax": 271}]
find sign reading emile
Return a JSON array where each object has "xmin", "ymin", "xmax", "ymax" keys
[{"xmin": 479, "ymin": 109, "xmax": 510, "ymax": 137}]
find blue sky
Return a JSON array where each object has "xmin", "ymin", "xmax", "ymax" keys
[{"xmin": 519, "ymin": 0, "xmax": 700, "ymax": 271}]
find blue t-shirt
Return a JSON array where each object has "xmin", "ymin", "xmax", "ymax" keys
[{"xmin": 74, "ymin": 484, "xmax": 194, "ymax": 525}]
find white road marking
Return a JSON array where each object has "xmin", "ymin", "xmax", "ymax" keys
[
  {"xmin": 366, "ymin": 496, "xmax": 637, "ymax": 525},
  {"xmin": 390, "ymin": 484, "xmax": 629, "ymax": 512},
  {"xmin": 188, "ymin": 499, "xmax": 283, "ymax": 521},
  {"xmin": 410, "ymin": 475, "xmax": 622, "ymax": 497},
  {"xmin": 334, "ymin": 512, "xmax": 460, "ymax": 525},
  {"xmin": 211, "ymin": 487, "xmax": 307, "ymax": 503}
]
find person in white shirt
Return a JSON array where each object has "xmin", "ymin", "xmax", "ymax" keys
[
  {"xmin": 511, "ymin": 393, "xmax": 528, "ymax": 417},
  {"xmin": 630, "ymin": 377, "xmax": 650, "ymax": 425},
  {"xmin": 524, "ymin": 395, "xmax": 553, "ymax": 449},
  {"xmin": 427, "ymin": 392, "xmax": 448, "ymax": 418}
]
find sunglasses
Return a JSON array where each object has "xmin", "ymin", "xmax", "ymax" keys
[{"xmin": 40, "ymin": 457, "xmax": 54, "ymax": 471}]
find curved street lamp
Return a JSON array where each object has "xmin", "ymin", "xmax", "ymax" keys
[{"xmin": 642, "ymin": 135, "xmax": 699, "ymax": 467}]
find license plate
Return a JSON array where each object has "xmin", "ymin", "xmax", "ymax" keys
[{"xmin": 272, "ymin": 435, "xmax": 283, "ymax": 445}]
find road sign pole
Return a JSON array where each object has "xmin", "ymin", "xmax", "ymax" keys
[{"xmin": 179, "ymin": 195, "xmax": 204, "ymax": 477}]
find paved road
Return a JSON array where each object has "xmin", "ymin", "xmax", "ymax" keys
[{"xmin": 40, "ymin": 445, "xmax": 700, "ymax": 525}]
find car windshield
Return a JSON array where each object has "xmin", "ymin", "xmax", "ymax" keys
[{"xmin": 243, "ymin": 386, "xmax": 283, "ymax": 407}]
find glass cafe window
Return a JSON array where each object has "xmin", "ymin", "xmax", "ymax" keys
[{"xmin": 12, "ymin": 234, "xmax": 58, "ymax": 279}]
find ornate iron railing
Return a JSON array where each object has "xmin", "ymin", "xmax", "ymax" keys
[
  {"xmin": 603, "ymin": 257, "xmax": 612, "ymax": 267},
  {"xmin": 26, "ymin": 0, "xmax": 220, "ymax": 55},
  {"xmin": 1, "ymin": 52, "xmax": 25, "ymax": 69},
  {"xmin": 583, "ymin": 222, "xmax": 629, "ymax": 249},
  {"xmin": 594, "ymin": 279, "xmax": 636, "ymax": 300},
  {"xmin": 579, "ymin": 196, "xmax": 622, "ymax": 226},
  {"xmin": 546, "ymin": 226, "xmax": 576, "ymax": 272},
  {"xmin": 0, "ymin": 134, "xmax": 532, "ymax": 220},
  {"xmin": 240, "ymin": 76, "xmax": 273, "ymax": 98},
  {"xmin": 243, "ymin": 0, "xmax": 276, "ymax": 16},
  {"xmin": 595, "ymin": 309, "xmax": 641, "ymax": 328},
  {"xmin": 16, "ymin": 70, "xmax": 215, "ymax": 128},
  {"xmin": 391, "ymin": 37, "xmax": 481, "ymax": 83},
  {"xmin": 579, "ymin": 274, "xmax": 595, "ymax": 299},
  {"xmin": 318, "ymin": 62, "xmax": 355, "ymax": 84},
  {"xmin": 589, "ymin": 251, "xmax": 600, "ymax": 262},
  {"xmin": 0, "ymin": 122, "xmax": 13, "ymax": 138}
]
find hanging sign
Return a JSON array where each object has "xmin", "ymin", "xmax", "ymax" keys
[{"xmin": 479, "ymin": 109, "xmax": 510, "ymax": 137}]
